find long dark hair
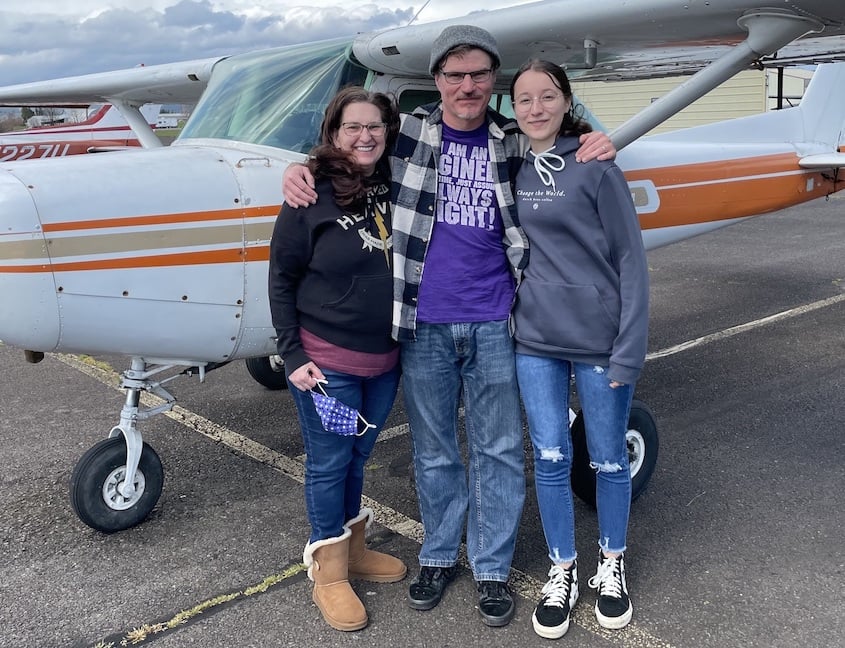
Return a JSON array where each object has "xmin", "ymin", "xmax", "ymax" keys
[
  {"xmin": 509, "ymin": 59, "xmax": 592, "ymax": 137},
  {"xmin": 307, "ymin": 86, "xmax": 400, "ymax": 209}
]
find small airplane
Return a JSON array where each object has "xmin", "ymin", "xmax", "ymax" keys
[
  {"xmin": 0, "ymin": 103, "xmax": 165, "ymax": 161},
  {"xmin": 0, "ymin": 0, "xmax": 843, "ymax": 533}
]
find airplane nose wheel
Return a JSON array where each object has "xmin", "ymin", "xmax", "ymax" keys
[
  {"xmin": 70, "ymin": 437, "xmax": 163, "ymax": 533},
  {"xmin": 570, "ymin": 399, "xmax": 658, "ymax": 508}
]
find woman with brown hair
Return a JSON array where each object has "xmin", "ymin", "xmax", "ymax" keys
[{"xmin": 268, "ymin": 86, "xmax": 404, "ymax": 632}]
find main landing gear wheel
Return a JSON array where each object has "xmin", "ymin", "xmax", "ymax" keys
[
  {"xmin": 570, "ymin": 399, "xmax": 658, "ymax": 508},
  {"xmin": 245, "ymin": 356, "xmax": 287, "ymax": 391},
  {"xmin": 70, "ymin": 437, "xmax": 164, "ymax": 533}
]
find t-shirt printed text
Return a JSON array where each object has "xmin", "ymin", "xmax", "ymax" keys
[{"xmin": 436, "ymin": 142, "xmax": 496, "ymax": 230}]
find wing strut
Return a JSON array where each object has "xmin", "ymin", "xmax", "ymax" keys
[
  {"xmin": 611, "ymin": 9, "xmax": 824, "ymax": 150},
  {"xmin": 109, "ymin": 99, "xmax": 164, "ymax": 148}
]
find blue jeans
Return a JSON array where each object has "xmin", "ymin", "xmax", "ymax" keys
[
  {"xmin": 515, "ymin": 354, "xmax": 633, "ymax": 562},
  {"xmin": 401, "ymin": 321, "xmax": 525, "ymax": 582},
  {"xmin": 288, "ymin": 365, "xmax": 401, "ymax": 543}
]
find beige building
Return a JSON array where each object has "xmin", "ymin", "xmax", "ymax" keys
[{"xmin": 571, "ymin": 67, "xmax": 813, "ymax": 134}]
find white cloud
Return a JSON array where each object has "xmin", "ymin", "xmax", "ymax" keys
[{"xmin": 0, "ymin": 1, "xmax": 535, "ymax": 86}]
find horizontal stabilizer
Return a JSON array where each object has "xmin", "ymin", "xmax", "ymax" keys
[
  {"xmin": 798, "ymin": 153, "xmax": 845, "ymax": 168},
  {"xmin": 86, "ymin": 146, "xmax": 135, "ymax": 153}
]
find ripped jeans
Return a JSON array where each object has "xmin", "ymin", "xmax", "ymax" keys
[{"xmin": 516, "ymin": 354, "xmax": 633, "ymax": 563}]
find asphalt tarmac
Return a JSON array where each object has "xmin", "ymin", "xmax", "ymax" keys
[{"xmin": 1, "ymin": 194, "xmax": 843, "ymax": 648}]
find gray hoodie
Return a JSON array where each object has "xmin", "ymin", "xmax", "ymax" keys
[{"xmin": 511, "ymin": 135, "xmax": 649, "ymax": 385}]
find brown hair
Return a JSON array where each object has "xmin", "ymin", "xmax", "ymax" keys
[
  {"xmin": 307, "ymin": 86, "xmax": 399, "ymax": 209},
  {"xmin": 509, "ymin": 59, "xmax": 592, "ymax": 137}
]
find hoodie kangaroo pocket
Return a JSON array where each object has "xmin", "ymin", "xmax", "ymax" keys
[
  {"xmin": 512, "ymin": 279, "xmax": 617, "ymax": 354},
  {"xmin": 320, "ymin": 274, "xmax": 392, "ymax": 333}
]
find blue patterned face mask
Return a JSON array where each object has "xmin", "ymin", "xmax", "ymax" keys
[{"xmin": 310, "ymin": 381, "xmax": 376, "ymax": 437}]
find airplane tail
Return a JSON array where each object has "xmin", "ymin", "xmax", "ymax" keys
[
  {"xmin": 647, "ymin": 62, "xmax": 845, "ymax": 154},
  {"xmin": 16, "ymin": 103, "xmax": 163, "ymax": 134},
  {"xmin": 70, "ymin": 103, "xmax": 163, "ymax": 130},
  {"xmin": 790, "ymin": 63, "xmax": 845, "ymax": 151}
]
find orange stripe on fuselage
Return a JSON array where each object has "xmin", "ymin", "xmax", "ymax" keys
[
  {"xmin": 42, "ymin": 205, "xmax": 281, "ymax": 232},
  {"xmin": 639, "ymin": 173, "xmax": 831, "ymax": 230},
  {"xmin": 626, "ymin": 152, "xmax": 838, "ymax": 230},
  {"xmin": 0, "ymin": 246, "xmax": 272, "ymax": 273},
  {"xmin": 624, "ymin": 152, "xmax": 796, "ymax": 185}
]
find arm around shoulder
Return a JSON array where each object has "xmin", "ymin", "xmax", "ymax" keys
[
  {"xmin": 282, "ymin": 162, "xmax": 318, "ymax": 208},
  {"xmin": 575, "ymin": 131, "xmax": 616, "ymax": 163}
]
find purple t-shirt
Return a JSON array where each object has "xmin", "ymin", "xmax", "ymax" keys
[{"xmin": 416, "ymin": 122, "xmax": 514, "ymax": 323}]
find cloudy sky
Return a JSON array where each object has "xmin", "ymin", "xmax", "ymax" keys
[{"xmin": 0, "ymin": 1, "xmax": 536, "ymax": 87}]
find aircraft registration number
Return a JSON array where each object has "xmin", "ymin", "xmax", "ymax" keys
[{"xmin": 1, "ymin": 143, "xmax": 71, "ymax": 161}]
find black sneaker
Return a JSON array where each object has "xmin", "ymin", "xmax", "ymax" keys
[
  {"xmin": 408, "ymin": 566, "xmax": 457, "ymax": 610},
  {"xmin": 587, "ymin": 552, "xmax": 633, "ymax": 629},
  {"xmin": 532, "ymin": 562, "xmax": 579, "ymax": 639},
  {"xmin": 477, "ymin": 580, "xmax": 515, "ymax": 627}
]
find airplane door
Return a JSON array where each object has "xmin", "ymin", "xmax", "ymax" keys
[{"xmin": 224, "ymin": 149, "xmax": 289, "ymax": 360}]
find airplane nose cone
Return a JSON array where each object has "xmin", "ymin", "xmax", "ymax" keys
[{"xmin": 0, "ymin": 169, "xmax": 60, "ymax": 352}]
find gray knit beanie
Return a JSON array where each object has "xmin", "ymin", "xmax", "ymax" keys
[{"xmin": 429, "ymin": 25, "xmax": 501, "ymax": 75}]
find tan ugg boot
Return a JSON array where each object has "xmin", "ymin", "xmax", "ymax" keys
[
  {"xmin": 303, "ymin": 529, "xmax": 367, "ymax": 631},
  {"xmin": 346, "ymin": 507, "xmax": 407, "ymax": 583}
]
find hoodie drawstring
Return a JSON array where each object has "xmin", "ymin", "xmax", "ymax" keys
[{"xmin": 532, "ymin": 148, "xmax": 566, "ymax": 192}]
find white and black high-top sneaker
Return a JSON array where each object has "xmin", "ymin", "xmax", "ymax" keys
[
  {"xmin": 532, "ymin": 562, "xmax": 579, "ymax": 639},
  {"xmin": 587, "ymin": 552, "xmax": 633, "ymax": 629}
]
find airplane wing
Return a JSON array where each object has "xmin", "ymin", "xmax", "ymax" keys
[
  {"xmin": 353, "ymin": 0, "xmax": 845, "ymax": 80},
  {"xmin": 0, "ymin": 1, "xmax": 842, "ymax": 110},
  {"xmin": 0, "ymin": 57, "xmax": 224, "ymax": 107}
]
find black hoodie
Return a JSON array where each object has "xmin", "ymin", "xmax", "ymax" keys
[{"xmin": 268, "ymin": 175, "xmax": 395, "ymax": 376}]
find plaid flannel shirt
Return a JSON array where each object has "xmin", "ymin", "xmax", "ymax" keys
[{"xmin": 389, "ymin": 102, "xmax": 530, "ymax": 341}]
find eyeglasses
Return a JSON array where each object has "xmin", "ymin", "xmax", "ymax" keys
[
  {"xmin": 340, "ymin": 122, "xmax": 386, "ymax": 137},
  {"xmin": 513, "ymin": 92, "xmax": 564, "ymax": 112},
  {"xmin": 439, "ymin": 68, "xmax": 493, "ymax": 85}
]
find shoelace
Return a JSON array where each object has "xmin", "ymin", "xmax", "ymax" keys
[
  {"xmin": 418, "ymin": 568, "xmax": 440, "ymax": 586},
  {"xmin": 479, "ymin": 581, "xmax": 509, "ymax": 599},
  {"xmin": 540, "ymin": 565, "xmax": 573, "ymax": 608},
  {"xmin": 588, "ymin": 556, "xmax": 623, "ymax": 599},
  {"xmin": 532, "ymin": 148, "xmax": 566, "ymax": 192}
]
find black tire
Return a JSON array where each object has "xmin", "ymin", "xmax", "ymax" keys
[
  {"xmin": 570, "ymin": 399, "xmax": 658, "ymax": 508},
  {"xmin": 245, "ymin": 356, "xmax": 287, "ymax": 391},
  {"xmin": 70, "ymin": 437, "xmax": 163, "ymax": 533}
]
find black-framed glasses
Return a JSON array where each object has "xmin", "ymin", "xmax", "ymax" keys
[
  {"xmin": 340, "ymin": 122, "xmax": 386, "ymax": 136},
  {"xmin": 439, "ymin": 68, "xmax": 493, "ymax": 85}
]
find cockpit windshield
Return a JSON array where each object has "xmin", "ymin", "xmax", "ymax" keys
[{"xmin": 179, "ymin": 38, "xmax": 366, "ymax": 152}]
